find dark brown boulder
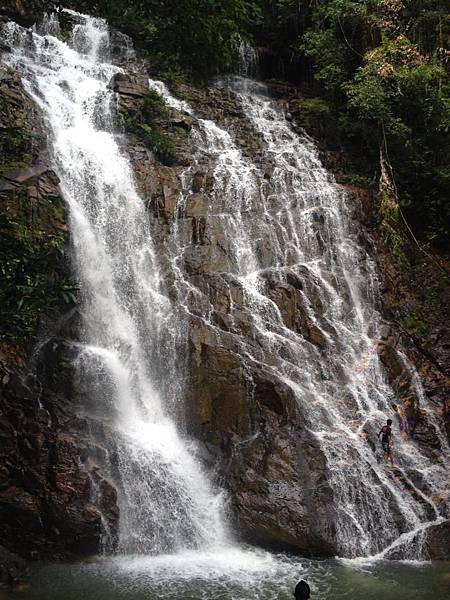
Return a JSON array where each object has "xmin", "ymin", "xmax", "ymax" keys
[
  {"xmin": 187, "ymin": 318, "xmax": 337, "ymax": 555},
  {"xmin": 0, "ymin": 342, "xmax": 120, "ymax": 560},
  {"xmin": 0, "ymin": 545, "xmax": 28, "ymax": 590},
  {"xmin": 0, "ymin": 1, "xmax": 38, "ymax": 27},
  {"xmin": 424, "ymin": 520, "xmax": 450, "ymax": 560},
  {"xmin": 108, "ymin": 72, "xmax": 149, "ymax": 114}
]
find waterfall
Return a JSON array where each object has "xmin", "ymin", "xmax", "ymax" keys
[
  {"xmin": 149, "ymin": 76, "xmax": 449, "ymax": 558},
  {"xmin": 1, "ymin": 13, "xmax": 228, "ymax": 554},
  {"xmin": 225, "ymin": 78, "xmax": 449, "ymax": 557},
  {"xmin": 1, "ymin": 9, "xmax": 447, "ymax": 563},
  {"xmin": 234, "ymin": 36, "xmax": 259, "ymax": 78}
]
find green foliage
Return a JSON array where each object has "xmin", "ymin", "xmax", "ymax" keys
[
  {"xmin": 58, "ymin": 0, "xmax": 262, "ymax": 78},
  {"xmin": 348, "ymin": 36, "xmax": 450, "ymax": 247},
  {"xmin": 0, "ymin": 203, "xmax": 77, "ymax": 342},
  {"xmin": 404, "ymin": 313, "xmax": 426, "ymax": 336},
  {"xmin": 378, "ymin": 191, "xmax": 409, "ymax": 266},
  {"xmin": 121, "ymin": 88, "xmax": 177, "ymax": 164},
  {"xmin": 301, "ymin": 29, "xmax": 349, "ymax": 94},
  {"xmin": 346, "ymin": 174, "xmax": 372, "ymax": 187},
  {"xmin": 0, "ymin": 129, "xmax": 32, "ymax": 174},
  {"xmin": 291, "ymin": 96, "xmax": 335, "ymax": 134},
  {"xmin": 256, "ymin": 0, "xmax": 450, "ymax": 251},
  {"xmin": 297, "ymin": 97, "xmax": 332, "ymax": 118},
  {"xmin": 142, "ymin": 88, "xmax": 166, "ymax": 120},
  {"xmin": 137, "ymin": 124, "xmax": 177, "ymax": 164}
]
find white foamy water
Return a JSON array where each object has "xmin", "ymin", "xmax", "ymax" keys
[
  {"xmin": 1, "ymin": 13, "xmax": 228, "ymax": 555},
  {"xmin": 150, "ymin": 74, "xmax": 449, "ymax": 558}
]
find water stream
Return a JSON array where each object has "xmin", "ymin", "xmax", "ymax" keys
[
  {"xmin": 1, "ymin": 11, "xmax": 448, "ymax": 599},
  {"xmin": 149, "ymin": 75, "xmax": 449, "ymax": 558},
  {"xmin": 2, "ymin": 11, "xmax": 228, "ymax": 555}
]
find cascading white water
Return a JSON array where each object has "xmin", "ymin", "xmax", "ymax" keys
[
  {"xmin": 1, "ymin": 7, "xmax": 447, "ymax": 566},
  {"xmin": 226, "ymin": 78, "xmax": 449, "ymax": 558},
  {"xmin": 235, "ymin": 37, "xmax": 259, "ymax": 78},
  {"xmin": 1, "ymin": 13, "xmax": 228, "ymax": 554},
  {"xmin": 149, "ymin": 76, "xmax": 449, "ymax": 558}
]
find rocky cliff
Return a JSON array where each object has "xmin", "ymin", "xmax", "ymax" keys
[
  {"xmin": 139, "ymin": 77, "xmax": 449, "ymax": 558},
  {"xmin": 0, "ymin": 8, "xmax": 449, "ymax": 583}
]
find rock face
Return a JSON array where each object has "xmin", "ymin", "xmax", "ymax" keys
[
  {"xmin": 0, "ymin": 545, "xmax": 28, "ymax": 590},
  {"xmin": 0, "ymin": 340, "xmax": 119, "ymax": 560},
  {"xmin": 0, "ymin": 63, "xmax": 41, "ymax": 173},
  {"xmin": 108, "ymin": 76, "xmax": 336, "ymax": 553},
  {"xmin": 0, "ymin": 65, "xmax": 73, "ymax": 349},
  {"xmin": 0, "ymin": 1, "xmax": 38, "ymax": 27},
  {"xmin": 0, "ymin": 21, "xmax": 448, "ymax": 567},
  {"xmin": 376, "ymin": 248, "xmax": 450, "ymax": 448},
  {"xmin": 189, "ymin": 325, "xmax": 336, "ymax": 554},
  {"xmin": 424, "ymin": 520, "xmax": 450, "ymax": 560},
  {"xmin": 283, "ymin": 80, "xmax": 450, "ymax": 458},
  {"xmin": 118, "ymin": 75, "xmax": 449, "ymax": 556}
]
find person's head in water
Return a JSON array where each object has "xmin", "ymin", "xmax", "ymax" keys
[
  {"xmin": 387, "ymin": 418, "xmax": 392, "ymax": 426},
  {"xmin": 294, "ymin": 579, "xmax": 311, "ymax": 599}
]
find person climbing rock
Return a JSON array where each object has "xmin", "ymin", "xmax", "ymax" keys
[
  {"xmin": 392, "ymin": 403, "xmax": 410, "ymax": 441},
  {"xmin": 294, "ymin": 579, "xmax": 311, "ymax": 599},
  {"xmin": 378, "ymin": 418, "xmax": 394, "ymax": 466}
]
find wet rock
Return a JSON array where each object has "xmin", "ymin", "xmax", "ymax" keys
[
  {"xmin": 0, "ymin": 64, "xmax": 43, "ymax": 173},
  {"xmin": 0, "ymin": 1, "xmax": 39, "ymax": 27},
  {"xmin": 230, "ymin": 426, "xmax": 337, "ymax": 555},
  {"xmin": 384, "ymin": 520, "xmax": 450, "ymax": 561},
  {"xmin": 185, "ymin": 193, "xmax": 209, "ymax": 218},
  {"xmin": 377, "ymin": 342, "xmax": 404, "ymax": 381},
  {"xmin": 424, "ymin": 520, "xmax": 450, "ymax": 560},
  {"xmin": 182, "ymin": 220, "xmax": 232, "ymax": 273},
  {"xmin": 187, "ymin": 316, "xmax": 337, "ymax": 554},
  {"xmin": 0, "ymin": 342, "xmax": 120, "ymax": 559},
  {"xmin": 108, "ymin": 72, "xmax": 148, "ymax": 114},
  {"xmin": 190, "ymin": 330, "xmax": 251, "ymax": 445},
  {"xmin": 0, "ymin": 164, "xmax": 62, "ymax": 212},
  {"xmin": 192, "ymin": 171, "xmax": 206, "ymax": 193},
  {"xmin": 173, "ymin": 81, "xmax": 264, "ymax": 158},
  {"xmin": 149, "ymin": 165, "xmax": 182, "ymax": 220},
  {"xmin": 0, "ymin": 545, "xmax": 28, "ymax": 590},
  {"xmin": 376, "ymin": 340, "xmax": 445, "ymax": 450},
  {"xmin": 258, "ymin": 269, "xmax": 327, "ymax": 348}
]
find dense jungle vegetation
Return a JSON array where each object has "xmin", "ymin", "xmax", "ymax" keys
[{"xmin": 42, "ymin": 0, "xmax": 449, "ymax": 252}]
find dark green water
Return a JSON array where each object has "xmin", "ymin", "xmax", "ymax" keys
[{"xmin": 4, "ymin": 548, "xmax": 449, "ymax": 600}]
